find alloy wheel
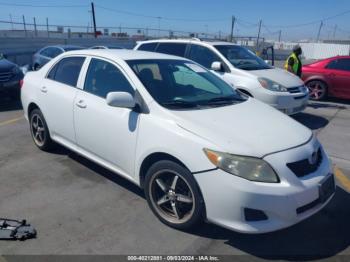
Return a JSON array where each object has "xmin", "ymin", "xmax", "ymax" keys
[
  {"xmin": 149, "ymin": 170, "xmax": 195, "ymax": 224},
  {"xmin": 31, "ymin": 113, "xmax": 46, "ymax": 147},
  {"xmin": 307, "ymin": 81, "xmax": 327, "ymax": 100}
]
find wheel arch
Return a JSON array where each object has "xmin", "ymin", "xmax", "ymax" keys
[
  {"xmin": 28, "ymin": 102, "xmax": 40, "ymax": 118},
  {"xmin": 139, "ymin": 152, "xmax": 187, "ymax": 188},
  {"xmin": 139, "ymin": 151, "xmax": 207, "ymax": 219}
]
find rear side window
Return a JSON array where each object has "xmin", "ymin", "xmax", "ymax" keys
[
  {"xmin": 138, "ymin": 43, "xmax": 157, "ymax": 52},
  {"xmin": 84, "ymin": 58, "xmax": 134, "ymax": 98},
  {"xmin": 188, "ymin": 44, "xmax": 221, "ymax": 68},
  {"xmin": 156, "ymin": 43, "xmax": 187, "ymax": 57},
  {"xmin": 326, "ymin": 58, "xmax": 350, "ymax": 72},
  {"xmin": 47, "ymin": 57, "xmax": 85, "ymax": 87}
]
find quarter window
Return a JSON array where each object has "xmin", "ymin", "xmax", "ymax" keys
[
  {"xmin": 84, "ymin": 58, "xmax": 134, "ymax": 98},
  {"xmin": 188, "ymin": 45, "xmax": 222, "ymax": 69},
  {"xmin": 156, "ymin": 43, "xmax": 187, "ymax": 57},
  {"xmin": 47, "ymin": 57, "xmax": 85, "ymax": 86}
]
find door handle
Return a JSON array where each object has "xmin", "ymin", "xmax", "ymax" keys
[
  {"xmin": 40, "ymin": 86, "xmax": 47, "ymax": 93},
  {"xmin": 76, "ymin": 100, "xmax": 87, "ymax": 109}
]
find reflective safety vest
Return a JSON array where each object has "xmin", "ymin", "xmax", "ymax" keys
[{"xmin": 284, "ymin": 52, "xmax": 300, "ymax": 74}]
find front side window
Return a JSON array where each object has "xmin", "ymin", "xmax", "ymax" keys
[
  {"xmin": 156, "ymin": 43, "xmax": 187, "ymax": 57},
  {"xmin": 84, "ymin": 58, "xmax": 134, "ymax": 98},
  {"xmin": 215, "ymin": 45, "xmax": 272, "ymax": 71},
  {"xmin": 187, "ymin": 45, "xmax": 222, "ymax": 69},
  {"xmin": 127, "ymin": 59, "xmax": 245, "ymax": 110},
  {"xmin": 326, "ymin": 59, "xmax": 350, "ymax": 71},
  {"xmin": 47, "ymin": 57, "xmax": 85, "ymax": 86}
]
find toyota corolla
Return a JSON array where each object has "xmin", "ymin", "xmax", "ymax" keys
[{"xmin": 21, "ymin": 49, "xmax": 335, "ymax": 233}]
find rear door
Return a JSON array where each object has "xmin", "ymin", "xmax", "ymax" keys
[
  {"xmin": 326, "ymin": 58, "xmax": 350, "ymax": 98},
  {"xmin": 40, "ymin": 56, "xmax": 85, "ymax": 146}
]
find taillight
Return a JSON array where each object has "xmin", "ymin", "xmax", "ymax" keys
[{"xmin": 19, "ymin": 79, "xmax": 24, "ymax": 88}]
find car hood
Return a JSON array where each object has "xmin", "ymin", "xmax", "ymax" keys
[
  {"xmin": 248, "ymin": 67, "xmax": 304, "ymax": 88},
  {"xmin": 0, "ymin": 58, "xmax": 16, "ymax": 71},
  {"xmin": 169, "ymin": 99, "xmax": 312, "ymax": 158}
]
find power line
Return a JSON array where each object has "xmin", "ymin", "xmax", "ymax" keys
[
  {"xmin": 0, "ymin": 2, "xmax": 88, "ymax": 8},
  {"xmin": 95, "ymin": 4, "xmax": 229, "ymax": 22}
]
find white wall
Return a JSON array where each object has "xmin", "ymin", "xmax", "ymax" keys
[{"xmin": 273, "ymin": 41, "xmax": 350, "ymax": 60}]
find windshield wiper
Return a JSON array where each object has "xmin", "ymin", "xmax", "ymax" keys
[
  {"xmin": 204, "ymin": 96, "xmax": 245, "ymax": 105},
  {"xmin": 161, "ymin": 100, "xmax": 200, "ymax": 108}
]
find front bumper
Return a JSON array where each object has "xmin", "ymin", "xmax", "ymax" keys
[
  {"xmin": 0, "ymin": 80, "xmax": 21, "ymax": 93},
  {"xmin": 253, "ymin": 87, "xmax": 309, "ymax": 115},
  {"xmin": 194, "ymin": 138, "xmax": 334, "ymax": 234}
]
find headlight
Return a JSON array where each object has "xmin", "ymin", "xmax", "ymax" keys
[
  {"xmin": 258, "ymin": 77, "xmax": 288, "ymax": 92},
  {"xmin": 204, "ymin": 148, "xmax": 279, "ymax": 183}
]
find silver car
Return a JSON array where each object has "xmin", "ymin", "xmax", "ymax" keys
[{"xmin": 32, "ymin": 45, "xmax": 83, "ymax": 70}]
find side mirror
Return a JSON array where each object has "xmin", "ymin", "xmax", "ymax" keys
[
  {"xmin": 211, "ymin": 61, "xmax": 224, "ymax": 72},
  {"xmin": 106, "ymin": 92, "xmax": 136, "ymax": 109}
]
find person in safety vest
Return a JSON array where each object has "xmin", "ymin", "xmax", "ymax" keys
[{"xmin": 284, "ymin": 45, "xmax": 302, "ymax": 77}]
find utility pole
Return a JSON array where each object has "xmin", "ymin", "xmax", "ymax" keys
[
  {"xmin": 333, "ymin": 24, "xmax": 337, "ymax": 39},
  {"xmin": 9, "ymin": 14, "xmax": 14, "ymax": 30},
  {"xmin": 230, "ymin": 16, "xmax": 236, "ymax": 42},
  {"xmin": 256, "ymin": 19, "xmax": 262, "ymax": 51},
  {"xmin": 22, "ymin": 15, "xmax": 27, "ymax": 37},
  {"xmin": 91, "ymin": 2, "xmax": 97, "ymax": 38},
  {"xmin": 157, "ymin": 17, "xmax": 161, "ymax": 37},
  {"xmin": 33, "ymin": 17, "xmax": 37, "ymax": 37},
  {"xmin": 46, "ymin": 17, "xmax": 49, "ymax": 38},
  {"xmin": 316, "ymin": 21, "xmax": 323, "ymax": 42},
  {"xmin": 278, "ymin": 30, "xmax": 282, "ymax": 42}
]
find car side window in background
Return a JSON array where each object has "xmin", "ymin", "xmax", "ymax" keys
[
  {"xmin": 327, "ymin": 59, "xmax": 350, "ymax": 72},
  {"xmin": 49, "ymin": 48, "xmax": 63, "ymax": 58},
  {"xmin": 138, "ymin": 43, "xmax": 158, "ymax": 52},
  {"xmin": 47, "ymin": 57, "xmax": 85, "ymax": 86},
  {"xmin": 40, "ymin": 48, "xmax": 50, "ymax": 57},
  {"xmin": 188, "ymin": 45, "xmax": 221, "ymax": 68},
  {"xmin": 84, "ymin": 58, "xmax": 134, "ymax": 98},
  {"xmin": 156, "ymin": 43, "xmax": 187, "ymax": 57}
]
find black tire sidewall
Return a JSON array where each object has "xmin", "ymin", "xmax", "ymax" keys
[
  {"xmin": 29, "ymin": 109, "xmax": 53, "ymax": 151},
  {"xmin": 144, "ymin": 160, "xmax": 205, "ymax": 230}
]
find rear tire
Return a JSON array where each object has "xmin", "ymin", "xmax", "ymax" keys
[
  {"xmin": 306, "ymin": 80, "xmax": 328, "ymax": 101},
  {"xmin": 144, "ymin": 160, "xmax": 205, "ymax": 230},
  {"xmin": 29, "ymin": 109, "xmax": 54, "ymax": 151}
]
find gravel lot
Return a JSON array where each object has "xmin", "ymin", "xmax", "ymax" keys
[{"xmin": 0, "ymin": 97, "xmax": 349, "ymax": 260}]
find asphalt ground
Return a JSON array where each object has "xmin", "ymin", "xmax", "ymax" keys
[{"xmin": 0, "ymin": 96, "xmax": 349, "ymax": 260}]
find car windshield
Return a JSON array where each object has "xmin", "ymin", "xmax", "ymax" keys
[
  {"xmin": 214, "ymin": 45, "xmax": 272, "ymax": 71},
  {"xmin": 127, "ymin": 59, "xmax": 246, "ymax": 110}
]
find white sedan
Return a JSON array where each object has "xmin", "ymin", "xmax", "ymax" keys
[{"xmin": 21, "ymin": 49, "xmax": 335, "ymax": 233}]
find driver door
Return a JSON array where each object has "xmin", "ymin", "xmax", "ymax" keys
[{"xmin": 74, "ymin": 57, "xmax": 139, "ymax": 178}]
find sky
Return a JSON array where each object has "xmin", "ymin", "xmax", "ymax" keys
[{"xmin": 0, "ymin": 0, "xmax": 350, "ymax": 41}]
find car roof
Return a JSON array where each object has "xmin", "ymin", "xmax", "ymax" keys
[
  {"xmin": 63, "ymin": 49, "xmax": 190, "ymax": 61},
  {"xmin": 137, "ymin": 39, "xmax": 238, "ymax": 47},
  {"xmin": 43, "ymin": 45, "xmax": 83, "ymax": 50}
]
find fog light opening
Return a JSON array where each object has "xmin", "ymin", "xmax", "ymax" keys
[{"xmin": 244, "ymin": 208, "xmax": 268, "ymax": 221}]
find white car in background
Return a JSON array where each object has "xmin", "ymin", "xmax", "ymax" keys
[
  {"xmin": 134, "ymin": 39, "xmax": 309, "ymax": 115},
  {"xmin": 21, "ymin": 49, "xmax": 334, "ymax": 233}
]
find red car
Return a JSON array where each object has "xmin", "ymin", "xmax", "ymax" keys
[{"xmin": 302, "ymin": 56, "xmax": 350, "ymax": 100}]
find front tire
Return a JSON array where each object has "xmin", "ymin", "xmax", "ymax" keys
[
  {"xmin": 144, "ymin": 160, "xmax": 205, "ymax": 230},
  {"xmin": 306, "ymin": 80, "xmax": 328, "ymax": 101},
  {"xmin": 29, "ymin": 109, "xmax": 54, "ymax": 151}
]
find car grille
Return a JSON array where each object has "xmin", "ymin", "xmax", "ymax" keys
[
  {"xmin": 286, "ymin": 148, "xmax": 322, "ymax": 177},
  {"xmin": 0, "ymin": 71, "xmax": 13, "ymax": 82},
  {"xmin": 287, "ymin": 86, "xmax": 302, "ymax": 94}
]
